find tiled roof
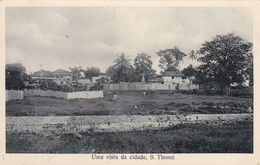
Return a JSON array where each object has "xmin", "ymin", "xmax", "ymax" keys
[
  {"xmin": 33, "ymin": 70, "xmax": 53, "ymax": 77},
  {"xmin": 162, "ymin": 71, "xmax": 184, "ymax": 77},
  {"xmin": 52, "ymin": 69, "xmax": 71, "ymax": 75}
]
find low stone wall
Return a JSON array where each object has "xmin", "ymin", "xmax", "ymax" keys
[
  {"xmin": 6, "ymin": 90, "xmax": 24, "ymax": 101},
  {"xmin": 6, "ymin": 114, "xmax": 252, "ymax": 135},
  {"xmin": 24, "ymin": 89, "xmax": 103, "ymax": 99}
]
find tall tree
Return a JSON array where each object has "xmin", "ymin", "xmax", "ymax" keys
[
  {"xmin": 112, "ymin": 53, "xmax": 133, "ymax": 82},
  {"xmin": 156, "ymin": 47, "xmax": 186, "ymax": 73},
  {"xmin": 84, "ymin": 67, "xmax": 100, "ymax": 80},
  {"xmin": 197, "ymin": 33, "xmax": 253, "ymax": 94},
  {"xmin": 134, "ymin": 53, "xmax": 154, "ymax": 82},
  {"xmin": 69, "ymin": 66, "xmax": 84, "ymax": 81},
  {"xmin": 105, "ymin": 66, "xmax": 117, "ymax": 80},
  {"xmin": 189, "ymin": 50, "xmax": 197, "ymax": 66},
  {"xmin": 182, "ymin": 64, "xmax": 197, "ymax": 78},
  {"xmin": 6, "ymin": 63, "xmax": 26, "ymax": 90}
]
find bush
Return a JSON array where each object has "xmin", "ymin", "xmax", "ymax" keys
[
  {"xmin": 178, "ymin": 89, "xmax": 224, "ymax": 95},
  {"xmin": 230, "ymin": 87, "xmax": 253, "ymax": 98},
  {"xmin": 26, "ymin": 80, "xmax": 98, "ymax": 92}
]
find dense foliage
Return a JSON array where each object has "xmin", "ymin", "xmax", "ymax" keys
[
  {"xmin": 196, "ymin": 33, "xmax": 253, "ymax": 94},
  {"xmin": 156, "ymin": 47, "xmax": 187, "ymax": 73},
  {"xmin": 6, "ymin": 63, "xmax": 26, "ymax": 90},
  {"xmin": 134, "ymin": 53, "xmax": 155, "ymax": 82}
]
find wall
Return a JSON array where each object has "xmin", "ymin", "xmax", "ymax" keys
[
  {"xmin": 6, "ymin": 90, "xmax": 24, "ymax": 101},
  {"xmin": 163, "ymin": 76, "xmax": 190, "ymax": 84},
  {"xmin": 104, "ymin": 82, "xmax": 199, "ymax": 91},
  {"xmin": 24, "ymin": 89, "xmax": 67, "ymax": 99},
  {"xmin": 104, "ymin": 83, "xmax": 177, "ymax": 91},
  {"xmin": 67, "ymin": 91, "xmax": 103, "ymax": 99}
]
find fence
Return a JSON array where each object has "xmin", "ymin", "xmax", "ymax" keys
[
  {"xmin": 104, "ymin": 83, "xmax": 199, "ymax": 91},
  {"xmin": 24, "ymin": 89, "xmax": 103, "ymax": 99},
  {"xmin": 104, "ymin": 83, "xmax": 177, "ymax": 91},
  {"xmin": 24, "ymin": 89, "xmax": 67, "ymax": 99},
  {"xmin": 6, "ymin": 90, "xmax": 24, "ymax": 101}
]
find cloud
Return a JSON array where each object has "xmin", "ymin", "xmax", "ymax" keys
[
  {"xmin": 7, "ymin": 22, "xmax": 52, "ymax": 47},
  {"xmin": 6, "ymin": 7, "xmax": 253, "ymax": 73}
]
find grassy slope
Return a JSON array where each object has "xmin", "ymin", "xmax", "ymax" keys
[
  {"xmin": 6, "ymin": 91, "xmax": 253, "ymax": 116},
  {"xmin": 6, "ymin": 120, "xmax": 253, "ymax": 153}
]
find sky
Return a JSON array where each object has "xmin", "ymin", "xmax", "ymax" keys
[{"xmin": 6, "ymin": 7, "xmax": 253, "ymax": 74}]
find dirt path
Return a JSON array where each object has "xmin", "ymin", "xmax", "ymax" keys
[{"xmin": 6, "ymin": 114, "xmax": 252, "ymax": 135}]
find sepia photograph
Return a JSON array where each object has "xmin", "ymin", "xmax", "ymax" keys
[{"xmin": 5, "ymin": 6, "xmax": 254, "ymax": 154}]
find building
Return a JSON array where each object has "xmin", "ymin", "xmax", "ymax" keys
[
  {"xmin": 92, "ymin": 73, "xmax": 111, "ymax": 83},
  {"xmin": 31, "ymin": 69, "xmax": 72, "ymax": 85},
  {"xmin": 149, "ymin": 71, "xmax": 191, "ymax": 85},
  {"xmin": 161, "ymin": 71, "xmax": 190, "ymax": 84},
  {"xmin": 52, "ymin": 69, "xmax": 72, "ymax": 80},
  {"xmin": 77, "ymin": 79, "xmax": 92, "ymax": 85}
]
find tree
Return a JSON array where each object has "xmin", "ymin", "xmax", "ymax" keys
[
  {"xmin": 189, "ymin": 50, "xmax": 197, "ymax": 66},
  {"xmin": 134, "ymin": 53, "xmax": 154, "ymax": 82},
  {"xmin": 106, "ymin": 66, "xmax": 117, "ymax": 80},
  {"xmin": 6, "ymin": 63, "xmax": 26, "ymax": 90},
  {"xmin": 112, "ymin": 53, "xmax": 134, "ymax": 82},
  {"xmin": 69, "ymin": 67, "xmax": 84, "ymax": 81},
  {"xmin": 197, "ymin": 33, "xmax": 253, "ymax": 94},
  {"xmin": 84, "ymin": 67, "xmax": 100, "ymax": 80},
  {"xmin": 182, "ymin": 64, "xmax": 197, "ymax": 78},
  {"xmin": 245, "ymin": 52, "xmax": 253, "ymax": 86},
  {"xmin": 156, "ymin": 47, "xmax": 187, "ymax": 73}
]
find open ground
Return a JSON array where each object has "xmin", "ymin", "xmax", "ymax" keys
[
  {"xmin": 6, "ymin": 91, "xmax": 253, "ymax": 153},
  {"xmin": 6, "ymin": 91, "xmax": 253, "ymax": 116}
]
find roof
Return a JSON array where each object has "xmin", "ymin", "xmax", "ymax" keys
[
  {"xmin": 52, "ymin": 69, "xmax": 71, "ymax": 76},
  {"xmin": 149, "ymin": 77, "xmax": 162, "ymax": 82},
  {"xmin": 32, "ymin": 70, "xmax": 53, "ymax": 77},
  {"xmin": 162, "ymin": 71, "xmax": 185, "ymax": 77},
  {"xmin": 78, "ymin": 79, "xmax": 92, "ymax": 84}
]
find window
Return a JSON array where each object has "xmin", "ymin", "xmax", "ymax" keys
[{"xmin": 172, "ymin": 76, "xmax": 174, "ymax": 79}]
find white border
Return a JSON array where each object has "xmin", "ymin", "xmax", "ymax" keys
[{"xmin": 1, "ymin": 1, "xmax": 259, "ymax": 165}]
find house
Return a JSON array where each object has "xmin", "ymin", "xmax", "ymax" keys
[
  {"xmin": 31, "ymin": 70, "xmax": 56, "ymax": 83},
  {"xmin": 149, "ymin": 76, "xmax": 163, "ymax": 83},
  {"xmin": 31, "ymin": 69, "xmax": 72, "ymax": 85},
  {"xmin": 32, "ymin": 70, "xmax": 53, "ymax": 77},
  {"xmin": 149, "ymin": 71, "xmax": 191, "ymax": 85},
  {"xmin": 77, "ymin": 79, "xmax": 92, "ymax": 85},
  {"xmin": 161, "ymin": 71, "xmax": 190, "ymax": 84},
  {"xmin": 52, "ymin": 69, "xmax": 72, "ymax": 80},
  {"xmin": 92, "ymin": 73, "xmax": 111, "ymax": 83},
  {"xmin": 147, "ymin": 70, "xmax": 198, "ymax": 90}
]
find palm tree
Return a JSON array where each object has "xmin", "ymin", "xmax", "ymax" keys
[
  {"xmin": 114, "ymin": 53, "xmax": 131, "ymax": 68},
  {"xmin": 189, "ymin": 50, "xmax": 197, "ymax": 66},
  {"xmin": 113, "ymin": 53, "xmax": 132, "ymax": 82}
]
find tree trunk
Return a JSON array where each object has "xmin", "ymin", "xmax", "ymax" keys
[
  {"xmin": 224, "ymin": 85, "xmax": 231, "ymax": 95},
  {"xmin": 141, "ymin": 73, "xmax": 145, "ymax": 82}
]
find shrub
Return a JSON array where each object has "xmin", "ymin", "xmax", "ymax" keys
[{"xmin": 230, "ymin": 87, "xmax": 253, "ymax": 98}]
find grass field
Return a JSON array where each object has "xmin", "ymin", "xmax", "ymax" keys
[
  {"xmin": 6, "ymin": 120, "xmax": 253, "ymax": 153},
  {"xmin": 6, "ymin": 91, "xmax": 253, "ymax": 116}
]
